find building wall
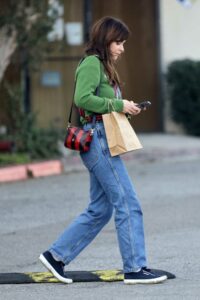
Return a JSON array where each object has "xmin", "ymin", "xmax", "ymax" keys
[
  {"xmin": 31, "ymin": 0, "xmax": 84, "ymax": 129},
  {"xmin": 31, "ymin": 0, "xmax": 162, "ymax": 132},
  {"xmin": 160, "ymin": 0, "xmax": 200, "ymax": 133},
  {"xmin": 160, "ymin": 0, "xmax": 200, "ymax": 71}
]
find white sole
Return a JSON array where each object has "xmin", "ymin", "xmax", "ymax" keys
[
  {"xmin": 124, "ymin": 275, "xmax": 167, "ymax": 284},
  {"xmin": 39, "ymin": 254, "xmax": 73, "ymax": 284}
]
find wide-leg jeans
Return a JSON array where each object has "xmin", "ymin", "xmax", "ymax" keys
[{"xmin": 49, "ymin": 121, "xmax": 147, "ymax": 272}]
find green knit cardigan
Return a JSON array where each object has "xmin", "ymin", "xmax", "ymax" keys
[{"xmin": 74, "ymin": 55, "xmax": 124, "ymax": 123}]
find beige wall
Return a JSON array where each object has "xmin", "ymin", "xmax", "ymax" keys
[
  {"xmin": 31, "ymin": 0, "xmax": 84, "ymax": 129},
  {"xmin": 160, "ymin": 0, "xmax": 200, "ymax": 71},
  {"xmin": 160, "ymin": 0, "xmax": 200, "ymax": 133}
]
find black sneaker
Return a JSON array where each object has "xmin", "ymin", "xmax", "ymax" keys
[
  {"xmin": 124, "ymin": 268, "xmax": 167, "ymax": 284},
  {"xmin": 39, "ymin": 251, "xmax": 73, "ymax": 284}
]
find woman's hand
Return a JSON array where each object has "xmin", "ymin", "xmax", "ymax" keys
[{"xmin": 122, "ymin": 100, "xmax": 141, "ymax": 115}]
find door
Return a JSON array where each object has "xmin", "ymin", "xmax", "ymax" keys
[{"xmin": 92, "ymin": 0, "xmax": 162, "ymax": 132}]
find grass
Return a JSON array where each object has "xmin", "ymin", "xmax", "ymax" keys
[{"xmin": 0, "ymin": 153, "xmax": 31, "ymax": 167}]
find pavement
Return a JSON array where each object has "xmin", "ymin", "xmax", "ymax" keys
[
  {"xmin": 1, "ymin": 133, "xmax": 200, "ymax": 183},
  {"xmin": 61, "ymin": 133, "xmax": 200, "ymax": 173},
  {"xmin": 0, "ymin": 133, "xmax": 200, "ymax": 299}
]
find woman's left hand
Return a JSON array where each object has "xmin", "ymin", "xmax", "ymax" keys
[
  {"xmin": 129, "ymin": 101, "xmax": 141, "ymax": 115},
  {"xmin": 122, "ymin": 100, "xmax": 141, "ymax": 115}
]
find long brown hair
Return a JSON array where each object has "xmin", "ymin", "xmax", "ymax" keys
[{"xmin": 85, "ymin": 16, "xmax": 130, "ymax": 87}]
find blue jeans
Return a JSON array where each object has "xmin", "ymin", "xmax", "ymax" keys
[{"xmin": 49, "ymin": 121, "xmax": 147, "ymax": 272}]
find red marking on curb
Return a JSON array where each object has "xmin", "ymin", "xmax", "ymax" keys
[
  {"xmin": 0, "ymin": 160, "xmax": 63, "ymax": 183},
  {"xmin": 27, "ymin": 160, "xmax": 62, "ymax": 178},
  {"xmin": 0, "ymin": 165, "xmax": 28, "ymax": 183}
]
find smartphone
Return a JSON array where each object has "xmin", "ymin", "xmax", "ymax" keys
[{"xmin": 136, "ymin": 101, "xmax": 151, "ymax": 109}]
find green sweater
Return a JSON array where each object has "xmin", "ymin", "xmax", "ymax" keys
[{"xmin": 74, "ymin": 55, "xmax": 124, "ymax": 122}]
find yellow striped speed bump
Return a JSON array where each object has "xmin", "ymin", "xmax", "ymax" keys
[{"xmin": 0, "ymin": 269, "xmax": 175, "ymax": 284}]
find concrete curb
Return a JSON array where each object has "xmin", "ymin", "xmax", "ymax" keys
[
  {"xmin": 0, "ymin": 160, "xmax": 63, "ymax": 183},
  {"xmin": 0, "ymin": 165, "xmax": 28, "ymax": 183}
]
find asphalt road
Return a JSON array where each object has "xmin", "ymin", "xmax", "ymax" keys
[{"xmin": 0, "ymin": 157, "xmax": 200, "ymax": 300}]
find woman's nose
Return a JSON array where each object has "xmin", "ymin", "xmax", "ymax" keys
[{"xmin": 120, "ymin": 45, "xmax": 124, "ymax": 52}]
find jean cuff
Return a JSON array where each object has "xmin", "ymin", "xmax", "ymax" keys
[{"xmin": 49, "ymin": 249, "xmax": 65, "ymax": 264}]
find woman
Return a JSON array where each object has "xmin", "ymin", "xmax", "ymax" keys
[{"xmin": 39, "ymin": 16, "xmax": 167, "ymax": 285}]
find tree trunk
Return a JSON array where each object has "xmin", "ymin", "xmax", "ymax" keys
[{"xmin": 0, "ymin": 27, "xmax": 17, "ymax": 82}]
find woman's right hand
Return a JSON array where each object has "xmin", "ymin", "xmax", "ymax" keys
[{"xmin": 122, "ymin": 100, "xmax": 141, "ymax": 115}]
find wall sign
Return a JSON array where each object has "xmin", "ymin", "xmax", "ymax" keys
[
  {"xmin": 41, "ymin": 71, "xmax": 61, "ymax": 87},
  {"xmin": 65, "ymin": 22, "xmax": 83, "ymax": 46}
]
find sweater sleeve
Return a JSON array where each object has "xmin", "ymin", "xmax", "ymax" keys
[{"xmin": 74, "ymin": 56, "xmax": 123, "ymax": 114}]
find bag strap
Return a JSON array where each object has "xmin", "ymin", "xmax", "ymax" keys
[
  {"xmin": 68, "ymin": 84, "xmax": 77, "ymax": 125},
  {"xmin": 68, "ymin": 57, "xmax": 85, "ymax": 125}
]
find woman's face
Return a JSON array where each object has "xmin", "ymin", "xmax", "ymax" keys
[{"xmin": 109, "ymin": 40, "xmax": 126, "ymax": 61}]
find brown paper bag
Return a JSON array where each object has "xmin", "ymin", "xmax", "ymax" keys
[{"xmin": 102, "ymin": 112, "xmax": 143, "ymax": 156}]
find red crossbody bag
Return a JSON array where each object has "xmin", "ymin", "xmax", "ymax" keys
[{"xmin": 64, "ymin": 59, "xmax": 98, "ymax": 152}]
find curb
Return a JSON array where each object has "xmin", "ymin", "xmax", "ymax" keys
[
  {"xmin": 1, "ymin": 132, "xmax": 200, "ymax": 184},
  {"xmin": 1, "ymin": 147, "xmax": 200, "ymax": 183},
  {"xmin": 27, "ymin": 160, "xmax": 62, "ymax": 178},
  {"xmin": 0, "ymin": 160, "xmax": 63, "ymax": 183},
  {"xmin": 0, "ymin": 165, "xmax": 28, "ymax": 183}
]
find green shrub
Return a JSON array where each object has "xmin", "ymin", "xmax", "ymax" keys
[
  {"xmin": 16, "ymin": 123, "xmax": 64, "ymax": 160},
  {"xmin": 167, "ymin": 59, "xmax": 200, "ymax": 136},
  {"xmin": 3, "ymin": 83, "xmax": 64, "ymax": 160}
]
